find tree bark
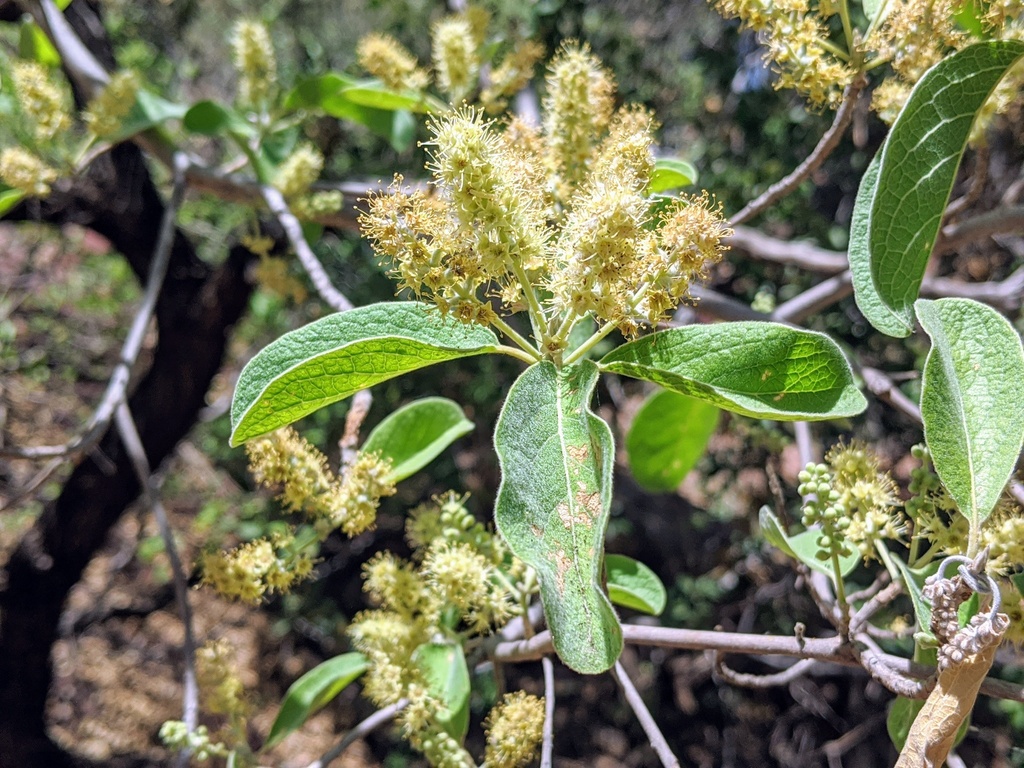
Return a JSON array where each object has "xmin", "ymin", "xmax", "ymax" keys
[{"xmin": 0, "ymin": 143, "xmax": 253, "ymax": 766}]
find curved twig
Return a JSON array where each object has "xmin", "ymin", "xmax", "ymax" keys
[
  {"xmin": 730, "ymin": 76, "xmax": 866, "ymax": 226},
  {"xmin": 712, "ymin": 654, "xmax": 818, "ymax": 689},
  {"xmin": 540, "ymin": 657, "xmax": 555, "ymax": 768},
  {"xmin": 304, "ymin": 698, "xmax": 408, "ymax": 768}
]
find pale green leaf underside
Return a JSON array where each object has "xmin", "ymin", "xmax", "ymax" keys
[
  {"xmin": 266, "ymin": 652, "xmax": 368, "ymax": 748},
  {"xmin": 362, "ymin": 397, "xmax": 473, "ymax": 483},
  {"xmin": 605, "ymin": 554, "xmax": 667, "ymax": 616},
  {"xmin": 600, "ymin": 323, "xmax": 866, "ymax": 420},
  {"xmin": 412, "ymin": 642, "xmax": 470, "ymax": 742},
  {"xmin": 494, "ymin": 361, "xmax": 622, "ymax": 674},
  {"xmin": 626, "ymin": 389, "xmax": 719, "ymax": 492},
  {"xmin": 758, "ymin": 507, "xmax": 858, "ymax": 583},
  {"xmin": 916, "ymin": 298, "xmax": 1024, "ymax": 530},
  {"xmin": 230, "ymin": 302, "xmax": 498, "ymax": 445},
  {"xmin": 850, "ymin": 41, "xmax": 1024, "ymax": 337}
]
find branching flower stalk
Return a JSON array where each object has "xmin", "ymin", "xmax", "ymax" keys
[{"xmin": 361, "ymin": 44, "xmax": 731, "ymax": 368}]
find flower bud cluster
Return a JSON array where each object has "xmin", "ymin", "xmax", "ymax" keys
[
  {"xmin": 0, "ymin": 147, "xmax": 59, "ymax": 197},
  {"xmin": 432, "ymin": 17, "xmax": 480, "ymax": 103},
  {"xmin": 230, "ymin": 20, "xmax": 277, "ymax": 107},
  {"xmin": 11, "ymin": 61, "xmax": 72, "ymax": 142},
  {"xmin": 798, "ymin": 462, "xmax": 853, "ymax": 561},
  {"xmin": 84, "ymin": 71, "xmax": 141, "ymax": 138},
  {"xmin": 907, "ymin": 443, "xmax": 967, "ymax": 555},
  {"xmin": 349, "ymin": 493, "xmax": 529, "ymax": 764},
  {"xmin": 158, "ymin": 722, "xmax": 227, "ymax": 761},
  {"xmin": 272, "ymin": 144, "xmax": 342, "ymax": 220},
  {"xmin": 361, "ymin": 44, "xmax": 729, "ymax": 346},
  {"xmin": 713, "ymin": 0, "xmax": 854, "ymax": 107},
  {"xmin": 484, "ymin": 691, "xmax": 546, "ymax": 768},
  {"xmin": 824, "ymin": 440, "xmax": 902, "ymax": 560},
  {"xmin": 200, "ymin": 531, "xmax": 315, "ymax": 603},
  {"xmin": 357, "ymin": 33, "xmax": 430, "ymax": 92}
]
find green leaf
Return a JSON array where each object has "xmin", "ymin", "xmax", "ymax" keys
[
  {"xmin": 320, "ymin": 91, "xmax": 417, "ymax": 152},
  {"xmin": 626, "ymin": 389, "xmax": 718, "ymax": 492},
  {"xmin": 362, "ymin": 397, "xmax": 474, "ymax": 483},
  {"xmin": 600, "ymin": 323, "xmax": 866, "ymax": 421},
  {"xmin": 605, "ymin": 554, "xmax": 667, "ymax": 615},
  {"xmin": 183, "ymin": 100, "xmax": 254, "ymax": 137},
  {"xmin": 954, "ymin": 0, "xmax": 989, "ymax": 37},
  {"xmin": 341, "ymin": 81, "xmax": 445, "ymax": 114},
  {"xmin": 284, "ymin": 72, "xmax": 356, "ymax": 110},
  {"xmin": 230, "ymin": 302, "xmax": 499, "ymax": 445},
  {"xmin": 0, "ymin": 188, "xmax": 25, "ymax": 217},
  {"xmin": 412, "ymin": 642, "xmax": 470, "ymax": 743},
  {"xmin": 648, "ymin": 158, "xmax": 698, "ymax": 193},
  {"xmin": 19, "ymin": 21, "xmax": 61, "ymax": 66},
  {"xmin": 265, "ymin": 652, "xmax": 368, "ymax": 748},
  {"xmin": 494, "ymin": 360, "xmax": 622, "ymax": 674},
  {"xmin": 849, "ymin": 41, "xmax": 1024, "ymax": 337},
  {"xmin": 916, "ymin": 298, "xmax": 1024, "ymax": 531},
  {"xmin": 863, "ymin": 0, "xmax": 891, "ymax": 27},
  {"xmin": 893, "ymin": 557, "xmax": 938, "ymax": 645},
  {"xmin": 758, "ymin": 507, "xmax": 858, "ymax": 583}
]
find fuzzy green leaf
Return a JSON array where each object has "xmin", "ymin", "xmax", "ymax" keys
[
  {"xmin": 266, "ymin": 652, "xmax": 368, "ymax": 748},
  {"xmin": 412, "ymin": 642, "xmax": 470, "ymax": 743},
  {"xmin": 916, "ymin": 298, "xmax": 1024, "ymax": 532},
  {"xmin": 494, "ymin": 360, "xmax": 622, "ymax": 674},
  {"xmin": 605, "ymin": 554, "xmax": 667, "ymax": 615},
  {"xmin": 626, "ymin": 389, "xmax": 719, "ymax": 492},
  {"xmin": 183, "ymin": 100, "xmax": 254, "ymax": 137},
  {"xmin": 648, "ymin": 157, "xmax": 698, "ymax": 193},
  {"xmin": 850, "ymin": 41, "xmax": 1024, "ymax": 336},
  {"xmin": 284, "ymin": 72, "xmax": 355, "ymax": 110},
  {"xmin": 341, "ymin": 81, "xmax": 445, "ymax": 114},
  {"xmin": 230, "ymin": 302, "xmax": 499, "ymax": 445},
  {"xmin": 600, "ymin": 323, "xmax": 866, "ymax": 420},
  {"xmin": 893, "ymin": 557, "xmax": 939, "ymax": 646},
  {"xmin": 362, "ymin": 397, "xmax": 473, "ymax": 483}
]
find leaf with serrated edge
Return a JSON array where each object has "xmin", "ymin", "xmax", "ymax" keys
[
  {"xmin": 916, "ymin": 298, "xmax": 1024, "ymax": 532},
  {"xmin": 494, "ymin": 361, "xmax": 622, "ymax": 673},
  {"xmin": 605, "ymin": 554, "xmax": 667, "ymax": 615},
  {"xmin": 600, "ymin": 323, "xmax": 865, "ymax": 420},
  {"xmin": 362, "ymin": 397, "xmax": 473, "ymax": 483},
  {"xmin": 626, "ymin": 389, "xmax": 718, "ymax": 492},
  {"xmin": 266, "ymin": 652, "xmax": 368, "ymax": 748},
  {"xmin": 854, "ymin": 41, "xmax": 1024, "ymax": 336},
  {"xmin": 230, "ymin": 302, "xmax": 498, "ymax": 445}
]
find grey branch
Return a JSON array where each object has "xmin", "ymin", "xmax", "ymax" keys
[
  {"xmin": 261, "ymin": 186, "xmax": 354, "ymax": 313},
  {"xmin": 540, "ymin": 657, "xmax": 555, "ymax": 768},
  {"xmin": 712, "ymin": 654, "xmax": 818, "ymax": 689},
  {"xmin": 612, "ymin": 661, "xmax": 680, "ymax": 768},
  {"xmin": 305, "ymin": 698, "xmax": 408, "ymax": 768},
  {"xmin": 114, "ymin": 402, "xmax": 199, "ymax": 767}
]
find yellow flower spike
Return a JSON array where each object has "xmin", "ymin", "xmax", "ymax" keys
[
  {"xmin": 543, "ymin": 42, "xmax": 615, "ymax": 196},
  {"xmin": 363, "ymin": 551, "xmax": 431, "ymax": 617},
  {"xmin": 484, "ymin": 692, "xmax": 546, "ymax": 768},
  {"xmin": 231, "ymin": 19, "xmax": 277, "ymax": 107},
  {"xmin": 431, "ymin": 17, "xmax": 480, "ymax": 102},
  {"xmin": 356, "ymin": 33, "xmax": 430, "ymax": 92},
  {"xmin": 274, "ymin": 144, "xmax": 324, "ymax": 200},
  {"xmin": 482, "ymin": 40, "xmax": 545, "ymax": 112},
  {"xmin": 422, "ymin": 540, "xmax": 491, "ymax": 613},
  {"xmin": 199, "ymin": 533, "xmax": 309, "ymax": 603},
  {"xmin": 84, "ymin": 70, "xmax": 141, "ymax": 139},
  {"xmin": 11, "ymin": 61, "xmax": 71, "ymax": 143},
  {"xmin": 0, "ymin": 147, "xmax": 59, "ymax": 197},
  {"xmin": 246, "ymin": 426, "xmax": 337, "ymax": 514},
  {"xmin": 196, "ymin": 640, "xmax": 249, "ymax": 719}
]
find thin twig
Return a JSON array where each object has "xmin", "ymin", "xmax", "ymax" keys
[
  {"xmin": 612, "ymin": 661, "xmax": 680, "ymax": 768},
  {"xmin": 945, "ymin": 145, "xmax": 989, "ymax": 218},
  {"xmin": 261, "ymin": 186, "xmax": 354, "ymax": 312},
  {"xmin": 849, "ymin": 580, "xmax": 903, "ymax": 634},
  {"xmin": 0, "ymin": 457, "xmax": 63, "ymax": 512},
  {"xmin": 305, "ymin": 698, "xmax": 408, "ymax": 768},
  {"xmin": 858, "ymin": 367, "xmax": 921, "ymax": 422},
  {"xmin": 114, "ymin": 402, "xmax": 198, "ymax": 767},
  {"xmin": 540, "ymin": 656, "xmax": 555, "ymax": 768},
  {"xmin": 339, "ymin": 389, "xmax": 373, "ymax": 467},
  {"xmin": 730, "ymin": 76, "xmax": 866, "ymax": 226},
  {"xmin": 1, "ymin": 153, "xmax": 190, "ymax": 462},
  {"xmin": 727, "ymin": 226, "xmax": 847, "ymax": 274},
  {"xmin": 845, "ymin": 572, "xmax": 889, "ymax": 604},
  {"xmin": 771, "ymin": 271, "xmax": 854, "ymax": 324},
  {"xmin": 712, "ymin": 653, "xmax": 818, "ymax": 689}
]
